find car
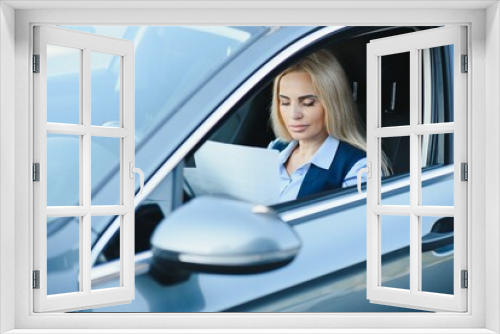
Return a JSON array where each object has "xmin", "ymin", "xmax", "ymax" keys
[{"xmin": 45, "ymin": 25, "xmax": 454, "ymax": 312}]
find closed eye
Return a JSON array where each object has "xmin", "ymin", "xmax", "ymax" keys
[
  {"xmin": 302, "ymin": 100, "xmax": 316, "ymax": 107},
  {"xmin": 279, "ymin": 95, "xmax": 291, "ymax": 106}
]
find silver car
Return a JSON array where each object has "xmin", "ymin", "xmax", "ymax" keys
[{"xmin": 46, "ymin": 25, "xmax": 454, "ymax": 312}]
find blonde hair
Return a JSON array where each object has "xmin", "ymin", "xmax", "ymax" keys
[{"xmin": 270, "ymin": 49, "xmax": 391, "ymax": 176}]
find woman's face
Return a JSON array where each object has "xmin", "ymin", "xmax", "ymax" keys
[{"xmin": 278, "ymin": 71, "xmax": 328, "ymax": 142}]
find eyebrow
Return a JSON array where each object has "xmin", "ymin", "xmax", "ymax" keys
[{"xmin": 279, "ymin": 94, "xmax": 318, "ymax": 100}]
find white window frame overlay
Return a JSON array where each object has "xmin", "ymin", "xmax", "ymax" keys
[
  {"xmin": 366, "ymin": 26, "xmax": 467, "ymax": 312},
  {"xmin": 33, "ymin": 26, "xmax": 135, "ymax": 312},
  {"xmin": 1, "ymin": 3, "xmax": 499, "ymax": 334}
]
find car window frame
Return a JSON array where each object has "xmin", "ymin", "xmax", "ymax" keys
[{"xmin": 6, "ymin": 4, "xmax": 493, "ymax": 333}]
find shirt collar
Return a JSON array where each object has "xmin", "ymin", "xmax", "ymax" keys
[
  {"xmin": 278, "ymin": 140, "xmax": 298, "ymax": 164},
  {"xmin": 278, "ymin": 136, "xmax": 340, "ymax": 170},
  {"xmin": 310, "ymin": 136, "xmax": 339, "ymax": 170}
]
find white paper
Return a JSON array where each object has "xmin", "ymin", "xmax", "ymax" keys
[{"xmin": 183, "ymin": 141, "xmax": 281, "ymax": 205}]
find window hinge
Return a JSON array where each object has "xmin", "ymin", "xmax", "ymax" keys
[
  {"xmin": 461, "ymin": 270, "xmax": 468, "ymax": 289},
  {"xmin": 33, "ymin": 163, "xmax": 40, "ymax": 182},
  {"xmin": 461, "ymin": 162, "xmax": 468, "ymax": 181},
  {"xmin": 33, "ymin": 54, "xmax": 40, "ymax": 73},
  {"xmin": 461, "ymin": 54, "xmax": 468, "ymax": 73},
  {"xmin": 33, "ymin": 270, "xmax": 40, "ymax": 289}
]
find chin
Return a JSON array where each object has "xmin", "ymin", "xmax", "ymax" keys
[{"xmin": 290, "ymin": 131, "xmax": 318, "ymax": 140}]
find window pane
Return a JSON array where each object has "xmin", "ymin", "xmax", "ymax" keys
[
  {"xmin": 63, "ymin": 26, "xmax": 265, "ymax": 179},
  {"xmin": 381, "ymin": 136, "xmax": 410, "ymax": 205},
  {"xmin": 421, "ymin": 45, "xmax": 454, "ymax": 124},
  {"xmin": 381, "ymin": 215, "xmax": 410, "ymax": 290},
  {"xmin": 91, "ymin": 52, "xmax": 121, "ymax": 127},
  {"xmin": 91, "ymin": 137, "xmax": 121, "ymax": 206},
  {"xmin": 47, "ymin": 44, "xmax": 81, "ymax": 124},
  {"xmin": 47, "ymin": 133, "xmax": 80, "ymax": 206},
  {"xmin": 92, "ymin": 216, "xmax": 121, "ymax": 290},
  {"xmin": 47, "ymin": 216, "xmax": 80, "ymax": 295},
  {"xmin": 421, "ymin": 133, "xmax": 454, "ymax": 206},
  {"xmin": 381, "ymin": 52, "xmax": 410, "ymax": 128},
  {"xmin": 421, "ymin": 216, "xmax": 454, "ymax": 295}
]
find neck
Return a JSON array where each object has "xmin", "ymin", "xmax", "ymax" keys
[{"xmin": 296, "ymin": 133, "xmax": 329, "ymax": 158}]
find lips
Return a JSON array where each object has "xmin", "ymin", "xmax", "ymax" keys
[{"xmin": 289, "ymin": 124, "xmax": 308, "ymax": 132}]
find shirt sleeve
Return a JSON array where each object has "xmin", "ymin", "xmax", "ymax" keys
[{"xmin": 342, "ymin": 157, "xmax": 367, "ymax": 188}]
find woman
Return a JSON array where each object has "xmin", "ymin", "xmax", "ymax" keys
[{"xmin": 269, "ymin": 49, "xmax": 390, "ymax": 201}]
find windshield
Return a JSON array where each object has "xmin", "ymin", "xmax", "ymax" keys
[{"xmin": 47, "ymin": 26, "xmax": 267, "ymax": 239}]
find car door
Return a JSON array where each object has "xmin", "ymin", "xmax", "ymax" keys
[{"xmin": 85, "ymin": 25, "xmax": 454, "ymax": 313}]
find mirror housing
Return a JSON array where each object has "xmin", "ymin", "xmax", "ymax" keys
[{"xmin": 150, "ymin": 197, "xmax": 301, "ymax": 282}]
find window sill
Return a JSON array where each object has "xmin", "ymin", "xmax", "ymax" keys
[{"xmin": 3, "ymin": 329, "xmax": 498, "ymax": 334}]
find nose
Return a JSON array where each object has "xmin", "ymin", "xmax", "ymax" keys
[{"xmin": 292, "ymin": 104, "xmax": 303, "ymax": 119}]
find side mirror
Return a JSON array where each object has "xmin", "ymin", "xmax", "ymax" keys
[{"xmin": 150, "ymin": 197, "xmax": 301, "ymax": 283}]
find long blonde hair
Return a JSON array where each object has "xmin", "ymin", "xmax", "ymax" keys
[{"xmin": 270, "ymin": 49, "xmax": 391, "ymax": 176}]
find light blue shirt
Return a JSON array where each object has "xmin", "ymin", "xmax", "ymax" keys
[{"xmin": 268, "ymin": 136, "xmax": 367, "ymax": 202}]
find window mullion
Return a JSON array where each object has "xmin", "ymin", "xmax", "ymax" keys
[
  {"xmin": 409, "ymin": 48, "xmax": 421, "ymax": 294},
  {"xmin": 122, "ymin": 52, "xmax": 135, "ymax": 293},
  {"xmin": 82, "ymin": 47, "xmax": 92, "ymax": 294}
]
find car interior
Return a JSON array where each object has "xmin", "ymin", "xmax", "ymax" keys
[{"xmin": 207, "ymin": 26, "xmax": 439, "ymax": 181}]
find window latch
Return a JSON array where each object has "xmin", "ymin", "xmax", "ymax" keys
[
  {"xmin": 129, "ymin": 162, "xmax": 144, "ymax": 195},
  {"xmin": 357, "ymin": 162, "xmax": 371, "ymax": 194}
]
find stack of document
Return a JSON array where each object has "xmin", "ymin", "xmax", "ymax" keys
[{"xmin": 184, "ymin": 140, "xmax": 281, "ymax": 205}]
